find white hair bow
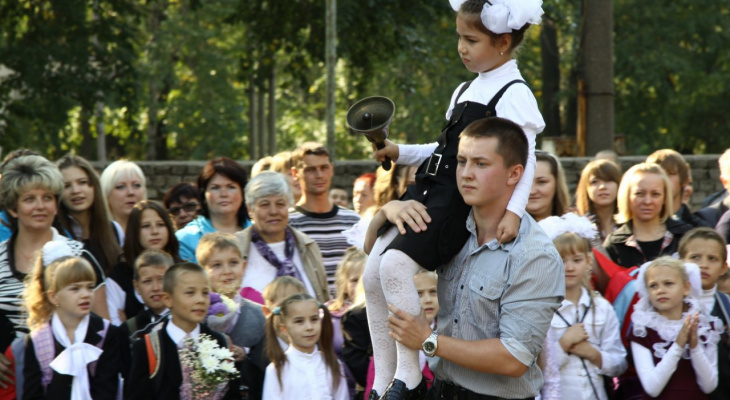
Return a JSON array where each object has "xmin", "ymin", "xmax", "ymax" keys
[
  {"xmin": 42, "ymin": 240, "xmax": 76, "ymax": 267},
  {"xmin": 449, "ymin": 0, "xmax": 543, "ymax": 34},
  {"xmin": 538, "ymin": 213, "xmax": 598, "ymax": 241}
]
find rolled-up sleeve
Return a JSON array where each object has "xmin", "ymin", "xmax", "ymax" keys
[{"xmin": 499, "ymin": 250, "xmax": 564, "ymax": 367}]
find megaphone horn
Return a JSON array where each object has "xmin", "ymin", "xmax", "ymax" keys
[{"xmin": 346, "ymin": 96, "xmax": 395, "ymax": 171}]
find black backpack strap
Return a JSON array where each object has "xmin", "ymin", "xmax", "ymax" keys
[{"xmin": 485, "ymin": 79, "xmax": 528, "ymax": 111}]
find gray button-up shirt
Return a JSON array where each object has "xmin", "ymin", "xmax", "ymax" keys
[{"xmin": 432, "ymin": 211, "xmax": 565, "ymax": 398}]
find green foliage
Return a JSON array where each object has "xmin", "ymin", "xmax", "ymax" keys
[{"xmin": 614, "ymin": 0, "xmax": 730, "ymax": 154}]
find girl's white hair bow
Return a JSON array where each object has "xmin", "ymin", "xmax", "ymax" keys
[{"xmin": 450, "ymin": 0, "xmax": 543, "ymax": 34}]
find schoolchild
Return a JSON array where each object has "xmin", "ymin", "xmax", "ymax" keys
[
  {"xmin": 125, "ymin": 263, "xmax": 236, "ymax": 400},
  {"xmin": 539, "ymin": 214, "xmax": 627, "ymax": 400},
  {"xmin": 197, "ymin": 232, "xmax": 267, "ymax": 400},
  {"xmin": 629, "ymin": 257, "xmax": 721, "ymax": 399},
  {"xmin": 362, "ymin": 0, "xmax": 545, "ymax": 397},
  {"xmin": 23, "ymin": 241, "xmax": 122, "ymax": 400},
  {"xmin": 262, "ymin": 293, "xmax": 348, "ymax": 400},
  {"xmin": 678, "ymin": 228, "xmax": 730, "ymax": 400},
  {"xmin": 120, "ymin": 249, "xmax": 175, "ymax": 341}
]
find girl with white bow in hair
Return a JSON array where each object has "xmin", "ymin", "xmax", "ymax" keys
[
  {"xmin": 22, "ymin": 241, "xmax": 122, "ymax": 400},
  {"xmin": 629, "ymin": 257, "xmax": 721, "ymax": 399},
  {"xmin": 363, "ymin": 0, "xmax": 544, "ymax": 399}
]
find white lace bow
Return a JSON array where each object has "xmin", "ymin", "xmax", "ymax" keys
[{"xmin": 449, "ymin": 0, "xmax": 543, "ymax": 34}]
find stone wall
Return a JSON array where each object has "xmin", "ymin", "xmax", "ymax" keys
[{"xmin": 94, "ymin": 155, "xmax": 724, "ymax": 211}]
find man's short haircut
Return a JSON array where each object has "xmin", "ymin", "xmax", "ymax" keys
[
  {"xmin": 459, "ymin": 117, "xmax": 528, "ymax": 168},
  {"xmin": 134, "ymin": 249, "xmax": 175, "ymax": 280},
  {"xmin": 163, "ymin": 182, "xmax": 200, "ymax": 209},
  {"xmin": 163, "ymin": 262, "xmax": 207, "ymax": 294},
  {"xmin": 196, "ymin": 232, "xmax": 242, "ymax": 267},
  {"xmin": 292, "ymin": 142, "xmax": 331, "ymax": 170},
  {"xmin": 678, "ymin": 227, "xmax": 728, "ymax": 262},
  {"xmin": 646, "ymin": 149, "xmax": 690, "ymax": 187}
]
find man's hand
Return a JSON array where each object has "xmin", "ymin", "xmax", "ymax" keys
[
  {"xmin": 381, "ymin": 200, "xmax": 431, "ymax": 235},
  {"xmin": 372, "ymin": 138, "xmax": 399, "ymax": 163},
  {"xmin": 496, "ymin": 210, "xmax": 520, "ymax": 244},
  {"xmin": 387, "ymin": 304, "xmax": 432, "ymax": 351}
]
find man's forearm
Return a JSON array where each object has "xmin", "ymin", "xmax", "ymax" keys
[{"xmin": 435, "ymin": 335, "xmax": 528, "ymax": 378}]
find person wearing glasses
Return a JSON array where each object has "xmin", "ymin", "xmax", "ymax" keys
[{"xmin": 163, "ymin": 182, "xmax": 201, "ymax": 230}]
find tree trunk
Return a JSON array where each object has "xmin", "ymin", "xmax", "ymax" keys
[
  {"xmin": 582, "ymin": 0, "xmax": 614, "ymax": 156},
  {"xmin": 95, "ymin": 102, "xmax": 106, "ymax": 162},
  {"xmin": 248, "ymin": 74, "xmax": 256, "ymax": 159},
  {"xmin": 257, "ymin": 87, "xmax": 266, "ymax": 159},
  {"xmin": 540, "ymin": 15, "xmax": 561, "ymax": 137},
  {"xmin": 325, "ymin": 0, "xmax": 337, "ymax": 158},
  {"xmin": 267, "ymin": 69, "xmax": 276, "ymax": 155},
  {"xmin": 79, "ymin": 103, "xmax": 94, "ymax": 159}
]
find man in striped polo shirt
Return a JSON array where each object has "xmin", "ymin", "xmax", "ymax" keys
[
  {"xmin": 386, "ymin": 118, "xmax": 564, "ymax": 400},
  {"xmin": 289, "ymin": 142, "xmax": 360, "ymax": 297}
]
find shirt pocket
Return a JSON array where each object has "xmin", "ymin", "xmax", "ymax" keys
[{"xmin": 466, "ymin": 275, "xmax": 505, "ymax": 335}]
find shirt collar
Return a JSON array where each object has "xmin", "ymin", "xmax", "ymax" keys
[
  {"xmin": 560, "ymin": 286, "xmax": 592, "ymax": 310},
  {"xmin": 286, "ymin": 344, "xmax": 319, "ymax": 360},
  {"xmin": 476, "ymin": 59, "xmax": 518, "ymax": 81},
  {"xmin": 465, "ymin": 210, "xmax": 522, "ymax": 253},
  {"xmin": 166, "ymin": 320, "xmax": 200, "ymax": 348}
]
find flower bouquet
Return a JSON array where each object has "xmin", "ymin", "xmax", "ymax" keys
[
  {"xmin": 179, "ymin": 334, "xmax": 240, "ymax": 400},
  {"xmin": 206, "ymin": 292, "xmax": 240, "ymax": 334}
]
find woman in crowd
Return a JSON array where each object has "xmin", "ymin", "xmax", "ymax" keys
[
  {"xmin": 604, "ymin": 163, "xmax": 693, "ymax": 269},
  {"xmin": 56, "ymin": 154, "xmax": 122, "ymax": 274},
  {"xmin": 235, "ymin": 171, "xmax": 329, "ymax": 303},
  {"xmin": 106, "ymin": 200, "xmax": 181, "ymax": 324},
  {"xmin": 352, "ymin": 173, "xmax": 376, "ymax": 217},
  {"xmin": 269, "ymin": 151, "xmax": 302, "ymax": 204},
  {"xmin": 526, "ymin": 151, "xmax": 571, "ymax": 222},
  {"xmin": 176, "ymin": 156, "xmax": 252, "ymax": 262},
  {"xmin": 575, "ymin": 159, "xmax": 622, "ymax": 241},
  {"xmin": 162, "ymin": 181, "xmax": 201, "ymax": 230},
  {"xmin": 99, "ymin": 160, "xmax": 147, "ymax": 234},
  {"xmin": 0, "ymin": 155, "xmax": 107, "ymax": 343}
]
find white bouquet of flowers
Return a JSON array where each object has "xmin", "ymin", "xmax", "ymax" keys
[{"xmin": 179, "ymin": 333, "xmax": 240, "ymax": 400}]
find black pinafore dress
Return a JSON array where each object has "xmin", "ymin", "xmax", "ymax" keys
[{"xmin": 380, "ymin": 79, "xmax": 526, "ymax": 270}]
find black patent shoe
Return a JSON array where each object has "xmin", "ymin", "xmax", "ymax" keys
[
  {"xmin": 381, "ymin": 377, "xmax": 427, "ymax": 400},
  {"xmin": 367, "ymin": 389, "xmax": 380, "ymax": 400}
]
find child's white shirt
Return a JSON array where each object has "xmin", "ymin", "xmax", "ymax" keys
[
  {"xmin": 166, "ymin": 320, "xmax": 200, "ymax": 348},
  {"xmin": 396, "ymin": 60, "xmax": 543, "ymax": 218},
  {"xmin": 548, "ymin": 288, "xmax": 627, "ymax": 400},
  {"xmin": 263, "ymin": 345, "xmax": 348, "ymax": 400},
  {"xmin": 700, "ymin": 286, "xmax": 717, "ymax": 314}
]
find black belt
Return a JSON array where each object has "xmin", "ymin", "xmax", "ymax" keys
[{"xmin": 431, "ymin": 380, "xmax": 534, "ymax": 400}]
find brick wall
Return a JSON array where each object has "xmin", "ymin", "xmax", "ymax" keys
[{"xmin": 94, "ymin": 155, "xmax": 724, "ymax": 211}]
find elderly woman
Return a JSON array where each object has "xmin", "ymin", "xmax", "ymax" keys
[
  {"xmin": 100, "ymin": 159, "xmax": 147, "ymax": 234},
  {"xmin": 0, "ymin": 155, "xmax": 108, "ymax": 345},
  {"xmin": 177, "ymin": 157, "xmax": 252, "ymax": 262},
  {"xmin": 235, "ymin": 171, "xmax": 329, "ymax": 303}
]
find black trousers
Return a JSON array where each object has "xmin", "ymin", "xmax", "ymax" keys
[{"xmin": 427, "ymin": 380, "xmax": 535, "ymax": 400}]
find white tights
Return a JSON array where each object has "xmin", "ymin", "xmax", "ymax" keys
[{"xmin": 363, "ymin": 227, "xmax": 424, "ymax": 394}]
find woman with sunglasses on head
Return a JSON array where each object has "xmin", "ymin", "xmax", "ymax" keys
[{"xmin": 163, "ymin": 182, "xmax": 201, "ymax": 230}]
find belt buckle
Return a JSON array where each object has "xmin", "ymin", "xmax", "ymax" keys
[{"xmin": 426, "ymin": 153, "xmax": 442, "ymax": 176}]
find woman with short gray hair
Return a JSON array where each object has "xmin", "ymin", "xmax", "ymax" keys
[{"xmin": 235, "ymin": 171, "xmax": 329, "ymax": 302}]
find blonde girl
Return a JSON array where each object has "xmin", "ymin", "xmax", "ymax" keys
[
  {"xmin": 23, "ymin": 241, "xmax": 122, "ymax": 400},
  {"xmin": 539, "ymin": 214, "xmax": 627, "ymax": 400},
  {"xmin": 629, "ymin": 257, "xmax": 721, "ymax": 398},
  {"xmin": 263, "ymin": 293, "xmax": 348, "ymax": 400}
]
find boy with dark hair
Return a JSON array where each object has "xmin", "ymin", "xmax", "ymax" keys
[{"xmin": 126, "ymin": 263, "xmax": 237, "ymax": 400}]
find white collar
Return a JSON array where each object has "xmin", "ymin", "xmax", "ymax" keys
[
  {"xmin": 702, "ymin": 286, "xmax": 717, "ymax": 299},
  {"xmin": 166, "ymin": 320, "xmax": 200, "ymax": 348},
  {"xmin": 560, "ymin": 287, "xmax": 591, "ymax": 310},
  {"xmin": 285, "ymin": 344, "xmax": 319, "ymax": 360},
  {"xmin": 476, "ymin": 60, "xmax": 518, "ymax": 81}
]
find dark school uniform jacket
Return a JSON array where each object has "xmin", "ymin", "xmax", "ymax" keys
[
  {"xmin": 125, "ymin": 321, "xmax": 237, "ymax": 400},
  {"xmin": 709, "ymin": 292, "xmax": 730, "ymax": 400},
  {"xmin": 23, "ymin": 314, "xmax": 121, "ymax": 400}
]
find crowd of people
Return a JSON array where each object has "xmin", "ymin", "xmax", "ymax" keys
[{"xmin": 1, "ymin": 1, "xmax": 730, "ymax": 400}]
